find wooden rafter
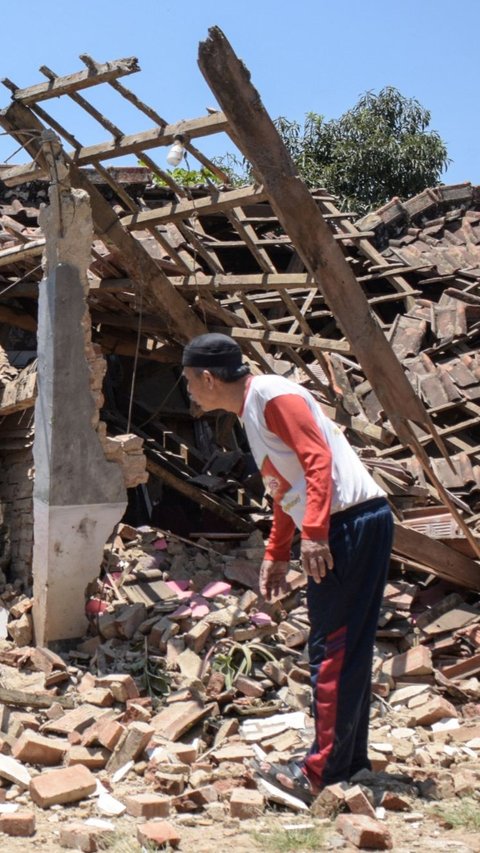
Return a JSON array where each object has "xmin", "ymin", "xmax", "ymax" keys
[
  {"xmin": 2, "ymin": 57, "xmax": 140, "ymax": 104},
  {"xmin": 0, "ymin": 101, "xmax": 207, "ymax": 344},
  {"xmin": 121, "ymin": 186, "xmax": 267, "ymax": 229}
]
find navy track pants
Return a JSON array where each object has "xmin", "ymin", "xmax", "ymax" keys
[{"xmin": 303, "ymin": 497, "xmax": 393, "ymax": 788}]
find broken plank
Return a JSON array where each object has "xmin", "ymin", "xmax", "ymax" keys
[
  {"xmin": 146, "ymin": 456, "xmax": 252, "ymax": 533},
  {"xmin": 441, "ymin": 653, "xmax": 480, "ymax": 680},
  {"xmin": 393, "ymin": 523, "xmax": 480, "ymax": 590},
  {"xmin": 0, "ymin": 365, "xmax": 36, "ymax": 416},
  {"xmin": 0, "ymin": 687, "xmax": 75, "ymax": 709}
]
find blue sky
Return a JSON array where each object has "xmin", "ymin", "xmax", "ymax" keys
[{"xmin": 0, "ymin": 1, "xmax": 477, "ymax": 185}]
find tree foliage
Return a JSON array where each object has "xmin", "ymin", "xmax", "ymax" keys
[{"xmin": 275, "ymin": 87, "xmax": 450, "ymax": 214}]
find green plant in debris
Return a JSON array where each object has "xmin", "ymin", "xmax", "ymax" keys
[
  {"xmin": 212, "ymin": 151, "xmax": 251, "ymax": 186},
  {"xmin": 251, "ymin": 825, "xmax": 328, "ymax": 852},
  {"xmin": 433, "ymin": 798, "xmax": 480, "ymax": 832},
  {"xmin": 211, "ymin": 639, "xmax": 276, "ymax": 689},
  {"xmin": 127, "ymin": 638, "xmax": 171, "ymax": 702}
]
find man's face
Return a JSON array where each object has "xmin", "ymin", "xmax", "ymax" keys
[{"xmin": 182, "ymin": 366, "xmax": 220, "ymax": 412}]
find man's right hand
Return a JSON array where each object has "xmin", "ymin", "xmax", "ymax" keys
[{"xmin": 259, "ymin": 559, "xmax": 290, "ymax": 601}]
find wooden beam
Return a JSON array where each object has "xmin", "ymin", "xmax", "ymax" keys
[
  {"xmin": 95, "ymin": 333, "xmax": 181, "ymax": 363},
  {"xmin": 121, "ymin": 185, "xmax": 267, "ymax": 229},
  {"xmin": 171, "ymin": 273, "xmax": 316, "ymax": 291},
  {"xmin": 0, "ymin": 304, "xmax": 36, "ymax": 332},
  {"xmin": 314, "ymin": 195, "xmax": 418, "ymax": 308},
  {"xmin": 146, "ymin": 457, "xmax": 252, "ymax": 533},
  {"xmin": 197, "ymin": 29, "xmax": 449, "ymax": 457},
  {"xmin": 2, "ymin": 57, "xmax": 140, "ymax": 105},
  {"xmin": 213, "ymin": 325, "xmax": 352, "ymax": 354},
  {"xmin": 0, "ymin": 102, "xmax": 207, "ymax": 345},
  {"xmin": 0, "ymin": 364, "xmax": 36, "ymax": 416},
  {"xmin": 0, "ymin": 239, "xmax": 44, "ymax": 268},
  {"xmin": 393, "ymin": 523, "xmax": 480, "ymax": 590},
  {"xmin": 73, "ymin": 112, "xmax": 228, "ymax": 165},
  {"xmin": 0, "ymin": 686, "xmax": 75, "ymax": 709},
  {"xmin": 0, "ymin": 112, "xmax": 230, "ymax": 185}
]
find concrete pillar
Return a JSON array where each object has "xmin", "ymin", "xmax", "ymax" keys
[{"xmin": 32, "ymin": 153, "xmax": 126, "ymax": 646}]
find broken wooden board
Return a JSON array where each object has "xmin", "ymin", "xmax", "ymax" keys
[{"xmin": 393, "ymin": 523, "xmax": 480, "ymax": 590}]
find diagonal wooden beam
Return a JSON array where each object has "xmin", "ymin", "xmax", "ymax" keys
[
  {"xmin": 197, "ymin": 28, "xmax": 443, "ymax": 445},
  {"xmin": 198, "ymin": 27, "xmax": 480, "ymax": 562}
]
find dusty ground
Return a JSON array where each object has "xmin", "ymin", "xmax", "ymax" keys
[{"xmin": 2, "ymin": 789, "xmax": 479, "ymax": 852}]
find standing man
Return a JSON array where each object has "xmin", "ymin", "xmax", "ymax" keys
[{"xmin": 182, "ymin": 333, "xmax": 393, "ymax": 803}]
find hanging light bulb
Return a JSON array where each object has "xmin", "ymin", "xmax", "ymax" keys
[{"xmin": 166, "ymin": 135, "xmax": 185, "ymax": 167}]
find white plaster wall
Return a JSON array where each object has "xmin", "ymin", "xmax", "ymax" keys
[{"xmin": 32, "ymin": 498, "xmax": 126, "ymax": 645}]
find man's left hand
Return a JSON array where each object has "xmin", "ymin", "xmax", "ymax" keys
[{"xmin": 301, "ymin": 539, "xmax": 334, "ymax": 584}]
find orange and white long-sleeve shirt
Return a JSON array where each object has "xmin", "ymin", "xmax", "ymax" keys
[{"xmin": 240, "ymin": 375, "xmax": 385, "ymax": 561}]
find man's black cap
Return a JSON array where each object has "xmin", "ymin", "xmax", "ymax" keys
[{"xmin": 182, "ymin": 333, "xmax": 243, "ymax": 369}]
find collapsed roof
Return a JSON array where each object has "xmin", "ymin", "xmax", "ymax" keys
[{"xmin": 0, "ymin": 34, "xmax": 479, "ymax": 590}]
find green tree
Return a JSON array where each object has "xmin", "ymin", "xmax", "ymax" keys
[{"xmin": 275, "ymin": 87, "xmax": 449, "ymax": 214}]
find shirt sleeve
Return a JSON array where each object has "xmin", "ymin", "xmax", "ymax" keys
[
  {"xmin": 263, "ymin": 501, "xmax": 296, "ymax": 561},
  {"xmin": 264, "ymin": 394, "xmax": 333, "ymax": 541}
]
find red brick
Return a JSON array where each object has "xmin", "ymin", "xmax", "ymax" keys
[
  {"xmin": 166, "ymin": 741, "xmax": 198, "ymax": 765},
  {"xmin": 411, "ymin": 696, "xmax": 458, "ymax": 726},
  {"xmin": 345, "ymin": 785, "xmax": 376, "ymax": 819},
  {"xmin": 124, "ymin": 792, "xmax": 171, "ymax": 818},
  {"xmin": 229, "ymin": 788, "xmax": 264, "ymax": 819},
  {"xmin": 336, "ymin": 814, "xmax": 393, "ymax": 849},
  {"xmin": 66, "ymin": 745, "xmax": 109, "ymax": 770},
  {"xmin": 234, "ymin": 675, "xmax": 265, "ymax": 698},
  {"xmin": 94, "ymin": 674, "xmax": 139, "ymax": 702},
  {"xmin": 210, "ymin": 744, "xmax": 253, "ymax": 763},
  {"xmin": 149, "ymin": 770, "xmax": 185, "ymax": 796},
  {"xmin": 380, "ymin": 790, "xmax": 412, "ymax": 811},
  {"xmin": 106, "ymin": 721, "xmax": 154, "ymax": 773},
  {"xmin": 59, "ymin": 821, "xmax": 114, "ymax": 852},
  {"xmin": 382, "ymin": 646, "xmax": 432, "ymax": 679},
  {"xmin": 453, "ymin": 768, "xmax": 478, "ymax": 797},
  {"xmin": 311, "ymin": 782, "xmax": 347, "ymax": 817},
  {"xmin": 30, "ymin": 764, "xmax": 97, "ymax": 808},
  {"xmin": 42, "ymin": 705, "xmax": 102, "ymax": 736},
  {"xmin": 174, "ymin": 785, "xmax": 218, "ymax": 812},
  {"xmin": 0, "ymin": 811, "xmax": 35, "ymax": 837},
  {"xmin": 12, "ymin": 731, "xmax": 67, "ymax": 766},
  {"xmin": 212, "ymin": 778, "xmax": 238, "ymax": 800},
  {"xmin": 137, "ymin": 820, "xmax": 181, "ymax": 848},
  {"xmin": 80, "ymin": 688, "xmax": 114, "ymax": 707},
  {"xmin": 96, "ymin": 719, "xmax": 125, "ymax": 751}
]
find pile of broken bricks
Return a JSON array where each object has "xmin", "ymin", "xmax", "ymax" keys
[{"xmin": 0, "ymin": 524, "xmax": 477, "ymax": 850}]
